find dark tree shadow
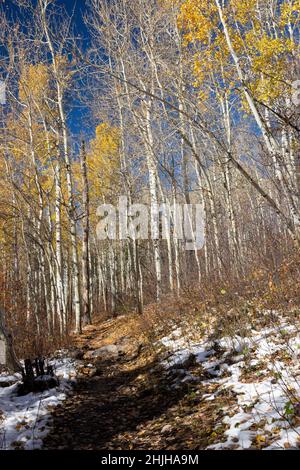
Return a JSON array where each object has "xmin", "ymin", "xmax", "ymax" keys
[{"xmin": 43, "ymin": 359, "xmax": 192, "ymax": 450}]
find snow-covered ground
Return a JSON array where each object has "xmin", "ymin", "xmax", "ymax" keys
[
  {"xmin": 158, "ymin": 318, "xmax": 300, "ymax": 450},
  {"xmin": 2, "ymin": 317, "xmax": 300, "ymax": 450},
  {"xmin": 0, "ymin": 357, "xmax": 77, "ymax": 450}
]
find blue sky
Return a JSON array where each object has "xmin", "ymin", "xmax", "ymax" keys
[
  {"xmin": 2, "ymin": 0, "xmax": 93, "ymax": 143},
  {"xmin": 51, "ymin": 0, "xmax": 92, "ymax": 141},
  {"xmin": 57, "ymin": 0, "xmax": 89, "ymax": 41}
]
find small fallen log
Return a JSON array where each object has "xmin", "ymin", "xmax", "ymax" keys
[
  {"xmin": 1, "ymin": 307, "xmax": 59, "ymax": 395},
  {"xmin": 18, "ymin": 357, "xmax": 59, "ymax": 395}
]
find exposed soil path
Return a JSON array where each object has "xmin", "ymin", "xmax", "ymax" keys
[{"xmin": 43, "ymin": 318, "xmax": 231, "ymax": 450}]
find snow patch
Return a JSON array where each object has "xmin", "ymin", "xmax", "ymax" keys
[
  {"xmin": 159, "ymin": 320, "xmax": 300, "ymax": 450},
  {"xmin": 0, "ymin": 357, "xmax": 77, "ymax": 450}
]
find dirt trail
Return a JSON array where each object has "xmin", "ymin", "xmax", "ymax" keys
[{"xmin": 43, "ymin": 317, "xmax": 227, "ymax": 450}]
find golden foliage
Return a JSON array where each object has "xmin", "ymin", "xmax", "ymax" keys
[
  {"xmin": 19, "ymin": 63, "xmax": 50, "ymax": 105},
  {"xmin": 178, "ymin": 0, "xmax": 300, "ymax": 106},
  {"xmin": 87, "ymin": 122, "xmax": 120, "ymax": 197}
]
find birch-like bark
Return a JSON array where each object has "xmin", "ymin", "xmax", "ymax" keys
[
  {"xmin": 54, "ymin": 162, "xmax": 67, "ymax": 333},
  {"xmin": 143, "ymin": 99, "xmax": 162, "ymax": 302},
  {"xmin": 80, "ymin": 141, "xmax": 92, "ymax": 325},
  {"xmin": 39, "ymin": 0, "xmax": 82, "ymax": 333}
]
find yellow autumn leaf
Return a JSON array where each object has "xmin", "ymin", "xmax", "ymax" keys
[{"xmin": 255, "ymin": 434, "xmax": 266, "ymax": 445}]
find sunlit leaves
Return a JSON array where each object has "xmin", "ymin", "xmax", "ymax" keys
[
  {"xmin": 19, "ymin": 63, "xmax": 50, "ymax": 106},
  {"xmin": 178, "ymin": 0, "xmax": 300, "ymax": 106},
  {"xmin": 73, "ymin": 122, "xmax": 121, "ymax": 228},
  {"xmin": 178, "ymin": 0, "xmax": 218, "ymax": 46}
]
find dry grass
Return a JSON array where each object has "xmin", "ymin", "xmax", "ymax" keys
[
  {"xmin": 72, "ymin": 251, "xmax": 300, "ymax": 358},
  {"xmin": 5, "ymin": 250, "xmax": 300, "ymax": 361}
]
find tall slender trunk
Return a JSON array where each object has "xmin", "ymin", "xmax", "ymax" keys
[
  {"xmin": 80, "ymin": 141, "xmax": 92, "ymax": 325},
  {"xmin": 54, "ymin": 162, "xmax": 66, "ymax": 334},
  {"xmin": 39, "ymin": 0, "xmax": 82, "ymax": 333},
  {"xmin": 143, "ymin": 99, "xmax": 162, "ymax": 302}
]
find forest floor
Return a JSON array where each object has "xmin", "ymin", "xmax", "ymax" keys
[
  {"xmin": 41, "ymin": 309, "xmax": 300, "ymax": 450},
  {"xmin": 2, "ymin": 296, "xmax": 300, "ymax": 450},
  {"xmin": 43, "ymin": 316, "xmax": 222, "ymax": 450}
]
